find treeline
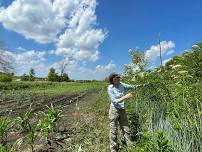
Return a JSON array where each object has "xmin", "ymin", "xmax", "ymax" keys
[{"xmin": 0, "ymin": 67, "xmax": 70, "ymax": 82}]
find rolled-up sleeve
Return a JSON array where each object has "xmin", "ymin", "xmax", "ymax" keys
[{"xmin": 107, "ymin": 87, "xmax": 124, "ymax": 104}]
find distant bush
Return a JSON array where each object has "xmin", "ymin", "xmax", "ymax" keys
[
  {"xmin": 0, "ymin": 81, "xmax": 57, "ymax": 90},
  {"xmin": 21, "ymin": 74, "xmax": 29, "ymax": 81},
  {"xmin": 47, "ymin": 67, "xmax": 70, "ymax": 82},
  {"xmin": 59, "ymin": 73, "xmax": 70, "ymax": 82},
  {"xmin": 0, "ymin": 74, "xmax": 12, "ymax": 82}
]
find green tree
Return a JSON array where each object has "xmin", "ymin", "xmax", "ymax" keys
[
  {"xmin": 47, "ymin": 67, "xmax": 58, "ymax": 81},
  {"xmin": 124, "ymin": 49, "xmax": 148, "ymax": 82},
  {"xmin": 29, "ymin": 68, "xmax": 35, "ymax": 81},
  {"xmin": 60, "ymin": 73, "xmax": 70, "ymax": 82},
  {"xmin": 21, "ymin": 73, "xmax": 29, "ymax": 81},
  {"xmin": 0, "ymin": 73, "xmax": 12, "ymax": 82},
  {"xmin": 125, "ymin": 49, "xmax": 147, "ymax": 74}
]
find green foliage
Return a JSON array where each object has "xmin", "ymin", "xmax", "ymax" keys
[
  {"xmin": 165, "ymin": 46, "xmax": 202, "ymax": 81},
  {"xmin": 38, "ymin": 104, "xmax": 61, "ymax": 137},
  {"xmin": 28, "ymin": 124, "xmax": 37, "ymax": 152},
  {"xmin": 21, "ymin": 73, "xmax": 29, "ymax": 81},
  {"xmin": 0, "ymin": 81, "xmax": 57, "ymax": 90},
  {"xmin": 64, "ymin": 87, "xmax": 109, "ymax": 152},
  {"xmin": 29, "ymin": 68, "xmax": 35, "ymax": 81},
  {"xmin": 47, "ymin": 67, "xmax": 70, "ymax": 82},
  {"xmin": 128, "ymin": 112, "xmax": 141, "ymax": 141},
  {"xmin": 129, "ymin": 49, "xmax": 147, "ymax": 72},
  {"xmin": 156, "ymin": 131, "xmax": 169, "ymax": 152},
  {"xmin": 59, "ymin": 73, "xmax": 70, "ymax": 82},
  {"xmin": 17, "ymin": 104, "xmax": 33, "ymax": 131},
  {"xmin": 47, "ymin": 67, "xmax": 58, "ymax": 82},
  {"xmin": 0, "ymin": 74, "xmax": 12, "ymax": 82},
  {"xmin": 124, "ymin": 44, "xmax": 202, "ymax": 152},
  {"xmin": 0, "ymin": 118, "xmax": 14, "ymax": 144},
  {"xmin": 0, "ymin": 138, "xmax": 23, "ymax": 152},
  {"xmin": 21, "ymin": 68, "xmax": 36, "ymax": 81}
]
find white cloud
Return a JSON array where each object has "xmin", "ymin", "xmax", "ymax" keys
[
  {"xmin": 0, "ymin": 0, "xmax": 79, "ymax": 43},
  {"xmin": 4, "ymin": 49, "xmax": 47, "ymax": 76},
  {"xmin": 17, "ymin": 46, "xmax": 27, "ymax": 51},
  {"xmin": 166, "ymin": 49, "xmax": 175, "ymax": 55},
  {"xmin": 50, "ymin": 60, "xmax": 116, "ymax": 80},
  {"xmin": 50, "ymin": 57, "xmax": 78, "ymax": 74},
  {"xmin": 0, "ymin": 0, "xmax": 108, "ymax": 79},
  {"xmin": 163, "ymin": 58, "xmax": 171, "ymax": 65},
  {"xmin": 55, "ymin": 0, "xmax": 107, "ymax": 61},
  {"xmin": 145, "ymin": 41, "xmax": 175, "ymax": 61},
  {"xmin": 2, "ymin": 46, "xmax": 109, "ymax": 80},
  {"xmin": 76, "ymin": 62, "xmax": 116, "ymax": 80},
  {"xmin": 13, "ymin": 50, "xmax": 46, "ymax": 63},
  {"xmin": 0, "ymin": 0, "xmax": 106, "ymax": 63}
]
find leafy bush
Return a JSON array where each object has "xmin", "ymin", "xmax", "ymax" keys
[
  {"xmin": 124, "ymin": 44, "xmax": 202, "ymax": 152},
  {"xmin": 0, "ymin": 74, "xmax": 12, "ymax": 82}
]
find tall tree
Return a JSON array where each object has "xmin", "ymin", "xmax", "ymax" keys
[
  {"xmin": 60, "ymin": 60, "xmax": 67, "ymax": 76},
  {"xmin": 129, "ymin": 49, "xmax": 147, "ymax": 72},
  {"xmin": 29, "ymin": 68, "xmax": 35, "ymax": 81},
  {"xmin": 21, "ymin": 73, "xmax": 29, "ymax": 81},
  {"xmin": 48, "ymin": 67, "xmax": 58, "ymax": 81}
]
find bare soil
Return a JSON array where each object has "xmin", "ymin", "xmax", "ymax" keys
[{"xmin": 0, "ymin": 91, "xmax": 99, "ymax": 152}]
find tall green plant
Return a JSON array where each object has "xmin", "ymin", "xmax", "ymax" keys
[
  {"xmin": 0, "ymin": 118, "xmax": 14, "ymax": 145},
  {"xmin": 17, "ymin": 104, "xmax": 33, "ymax": 131},
  {"xmin": 38, "ymin": 104, "xmax": 61, "ymax": 138},
  {"xmin": 28, "ymin": 124, "xmax": 37, "ymax": 152},
  {"xmin": 124, "ymin": 43, "xmax": 202, "ymax": 152},
  {"xmin": 0, "ymin": 138, "xmax": 22, "ymax": 152}
]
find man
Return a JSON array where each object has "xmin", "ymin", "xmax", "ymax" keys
[{"xmin": 107, "ymin": 73, "xmax": 142, "ymax": 152}]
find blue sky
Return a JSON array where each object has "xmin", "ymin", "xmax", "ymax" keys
[{"xmin": 0, "ymin": 0, "xmax": 202, "ymax": 79}]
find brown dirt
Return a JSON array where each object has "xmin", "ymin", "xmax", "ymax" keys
[{"xmin": 0, "ymin": 91, "xmax": 99, "ymax": 152}]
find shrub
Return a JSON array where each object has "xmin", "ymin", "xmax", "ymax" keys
[{"xmin": 0, "ymin": 74, "xmax": 12, "ymax": 82}]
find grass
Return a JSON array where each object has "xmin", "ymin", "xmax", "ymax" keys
[
  {"xmin": 1, "ymin": 78, "xmax": 200, "ymax": 151},
  {"xmin": 0, "ymin": 81, "xmax": 107, "ymax": 101},
  {"xmin": 28, "ymin": 82, "xmax": 105, "ymax": 95},
  {"xmin": 62, "ymin": 86, "xmax": 138, "ymax": 152},
  {"xmin": 64, "ymin": 86, "xmax": 110, "ymax": 152}
]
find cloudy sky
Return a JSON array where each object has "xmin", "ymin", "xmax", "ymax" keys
[{"xmin": 0, "ymin": 0, "xmax": 202, "ymax": 80}]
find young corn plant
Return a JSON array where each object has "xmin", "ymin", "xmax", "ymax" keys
[
  {"xmin": 0, "ymin": 138, "xmax": 23, "ymax": 152},
  {"xmin": 16, "ymin": 103, "xmax": 33, "ymax": 131},
  {"xmin": 38, "ymin": 104, "xmax": 62, "ymax": 139},
  {"xmin": 0, "ymin": 118, "xmax": 14, "ymax": 146},
  {"xmin": 27, "ymin": 123, "xmax": 37, "ymax": 152}
]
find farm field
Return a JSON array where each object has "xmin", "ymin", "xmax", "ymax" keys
[
  {"xmin": 0, "ymin": 0, "xmax": 202, "ymax": 151},
  {"xmin": 0, "ymin": 81, "xmax": 109, "ymax": 151},
  {"xmin": 0, "ymin": 46, "xmax": 202, "ymax": 152}
]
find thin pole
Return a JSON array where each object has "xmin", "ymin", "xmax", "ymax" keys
[{"xmin": 158, "ymin": 33, "xmax": 163, "ymax": 70}]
